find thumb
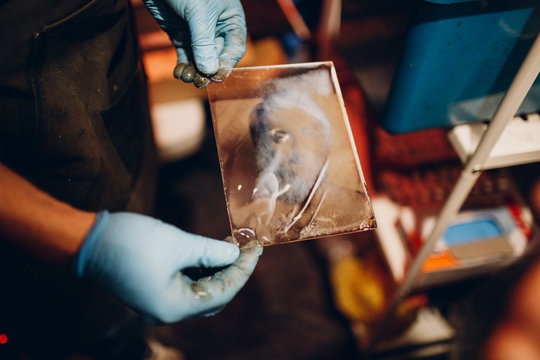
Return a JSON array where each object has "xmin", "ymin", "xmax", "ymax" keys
[{"xmin": 183, "ymin": 234, "xmax": 240, "ymax": 268}]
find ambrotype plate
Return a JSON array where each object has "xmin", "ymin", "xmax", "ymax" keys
[{"xmin": 208, "ymin": 62, "xmax": 376, "ymax": 247}]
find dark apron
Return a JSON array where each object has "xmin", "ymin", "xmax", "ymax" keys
[{"xmin": 0, "ymin": 0, "xmax": 156, "ymax": 357}]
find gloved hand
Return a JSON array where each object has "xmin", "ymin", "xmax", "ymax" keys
[
  {"xmin": 143, "ymin": 0, "xmax": 247, "ymax": 88},
  {"xmin": 73, "ymin": 211, "xmax": 262, "ymax": 324}
]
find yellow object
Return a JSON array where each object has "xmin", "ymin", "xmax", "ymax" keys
[
  {"xmin": 330, "ymin": 254, "xmax": 420, "ymax": 337},
  {"xmin": 330, "ymin": 256, "xmax": 386, "ymax": 324}
]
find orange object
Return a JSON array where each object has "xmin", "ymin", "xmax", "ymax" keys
[{"xmin": 422, "ymin": 251, "xmax": 459, "ymax": 273}]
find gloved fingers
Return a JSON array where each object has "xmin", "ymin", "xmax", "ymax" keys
[
  {"xmin": 193, "ymin": 72, "xmax": 212, "ymax": 88},
  {"xmin": 175, "ymin": 60, "xmax": 212, "ymax": 88},
  {"xmin": 173, "ymin": 47, "xmax": 190, "ymax": 80},
  {"xmin": 227, "ymin": 239, "xmax": 263, "ymax": 276},
  {"xmin": 211, "ymin": 28, "xmax": 246, "ymax": 82},
  {"xmin": 207, "ymin": 37, "xmax": 228, "ymax": 82},
  {"xmin": 182, "ymin": 62, "xmax": 198, "ymax": 83},
  {"xmin": 210, "ymin": 37, "xmax": 230, "ymax": 82},
  {"xmin": 178, "ymin": 235, "xmax": 240, "ymax": 269},
  {"xmin": 176, "ymin": 240, "xmax": 262, "ymax": 318},
  {"xmin": 138, "ymin": 272, "xmax": 225, "ymax": 324},
  {"xmin": 172, "ymin": 48, "xmax": 211, "ymax": 87},
  {"xmin": 191, "ymin": 41, "xmax": 219, "ymax": 76},
  {"xmin": 190, "ymin": 37, "xmax": 224, "ymax": 87},
  {"xmin": 186, "ymin": 8, "xmax": 219, "ymax": 76},
  {"xmin": 211, "ymin": 61, "xmax": 233, "ymax": 83},
  {"xmin": 215, "ymin": 36, "xmax": 225, "ymax": 55},
  {"xmin": 140, "ymin": 240, "xmax": 262, "ymax": 324},
  {"xmin": 169, "ymin": 28, "xmax": 199, "ymax": 83},
  {"xmin": 197, "ymin": 240, "xmax": 263, "ymax": 304}
]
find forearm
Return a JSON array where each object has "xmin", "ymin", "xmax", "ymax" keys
[{"xmin": 0, "ymin": 163, "xmax": 96, "ymax": 265}]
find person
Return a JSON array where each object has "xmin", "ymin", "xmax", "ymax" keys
[{"xmin": 0, "ymin": 0, "xmax": 262, "ymax": 358}]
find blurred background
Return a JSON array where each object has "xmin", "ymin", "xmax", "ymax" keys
[{"xmin": 130, "ymin": 0, "xmax": 540, "ymax": 359}]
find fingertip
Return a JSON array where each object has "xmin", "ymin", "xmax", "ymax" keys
[
  {"xmin": 193, "ymin": 73, "xmax": 211, "ymax": 88},
  {"xmin": 223, "ymin": 241, "xmax": 241, "ymax": 262},
  {"xmin": 241, "ymin": 240, "xmax": 264, "ymax": 257},
  {"xmin": 224, "ymin": 236, "xmax": 239, "ymax": 246},
  {"xmin": 200, "ymin": 238, "xmax": 240, "ymax": 267},
  {"xmin": 193, "ymin": 44, "xmax": 219, "ymax": 75},
  {"xmin": 173, "ymin": 63, "xmax": 187, "ymax": 79},
  {"xmin": 210, "ymin": 68, "xmax": 232, "ymax": 82},
  {"xmin": 181, "ymin": 63, "xmax": 196, "ymax": 83},
  {"xmin": 196, "ymin": 61, "xmax": 219, "ymax": 77},
  {"xmin": 230, "ymin": 241, "xmax": 263, "ymax": 278}
]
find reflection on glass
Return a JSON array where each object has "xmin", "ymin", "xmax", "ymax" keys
[{"xmin": 208, "ymin": 62, "xmax": 376, "ymax": 247}]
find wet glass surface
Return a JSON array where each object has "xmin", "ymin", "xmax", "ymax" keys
[{"xmin": 208, "ymin": 62, "xmax": 376, "ymax": 247}]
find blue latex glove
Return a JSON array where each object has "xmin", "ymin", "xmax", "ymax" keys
[
  {"xmin": 73, "ymin": 211, "xmax": 262, "ymax": 324},
  {"xmin": 143, "ymin": 0, "xmax": 247, "ymax": 88}
]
